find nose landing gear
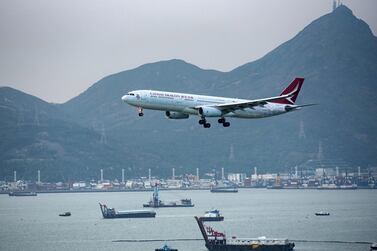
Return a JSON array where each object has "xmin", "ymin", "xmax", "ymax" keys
[{"xmin": 137, "ymin": 107, "xmax": 144, "ymax": 117}]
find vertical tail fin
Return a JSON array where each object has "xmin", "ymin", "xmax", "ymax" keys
[{"xmin": 273, "ymin": 78, "xmax": 305, "ymax": 105}]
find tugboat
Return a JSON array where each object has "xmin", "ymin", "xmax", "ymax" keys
[
  {"xmin": 315, "ymin": 211, "xmax": 330, "ymax": 216},
  {"xmin": 59, "ymin": 212, "xmax": 71, "ymax": 217},
  {"xmin": 155, "ymin": 244, "xmax": 178, "ymax": 251},
  {"xmin": 143, "ymin": 185, "xmax": 194, "ymax": 208},
  {"xmin": 199, "ymin": 209, "xmax": 224, "ymax": 222},
  {"xmin": 99, "ymin": 203, "xmax": 156, "ymax": 218},
  {"xmin": 195, "ymin": 216, "xmax": 295, "ymax": 251}
]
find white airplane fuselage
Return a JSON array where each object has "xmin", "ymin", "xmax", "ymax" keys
[
  {"xmin": 122, "ymin": 78, "xmax": 307, "ymax": 128},
  {"xmin": 122, "ymin": 90, "xmax": 289, "ymax": 119}
]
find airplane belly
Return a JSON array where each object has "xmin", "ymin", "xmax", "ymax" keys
[{"xmin": 232, "ymin": 107, "xmax": 286, "ymax": 118}]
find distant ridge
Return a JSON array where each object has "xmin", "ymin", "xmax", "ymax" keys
[{"xmin": 1, "ymin": 5, "xmax": 377, "ymax": 181}]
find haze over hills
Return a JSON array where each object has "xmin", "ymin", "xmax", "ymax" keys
[
  {"xmin": 1, "ymin": 5, "xmax": 377, "ymax": 181},
  {"xmin": 0, "ymin": 87, "xmax": 168, "ymax": 181}
]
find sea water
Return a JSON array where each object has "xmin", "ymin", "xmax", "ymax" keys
[{"xmin": 0, "ymin": 189, "xmax": 376, "ymax": 251}]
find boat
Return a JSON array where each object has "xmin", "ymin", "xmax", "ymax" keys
[
  {"xmin": 210, "ymin": 187, "xmax": 238, "ymax": 193},
  {"xmin": 371, "ymin": 242, "xmax": 377, "ymax": 250},
  {"xmin": 99, "ymin": 203, "xmax": 156, "ymax": 218},
  {"xmin": 199, "ymin": 209, "xmax": 224, "ymax": 222},
  {"xmin": 59, "ymin": 212, "xmax": 71, "ymax": 217},
  {"xmin": 143, "ymin": 185, "xmax": 194, "ymax": 208},
  {"xmin": 155, "ymin": 244, "xmax": 178, "ymax": 251},
  {"xmin": 315, "ymin": 211, "xmax": 330, "ymax": 216},
  {"xmin": 195, "ymin": 216, "xmax": 295, "ymax": 251},
  {"xmin": 8, "ymin": 191, "xmax": 37, "ymax": 196}
]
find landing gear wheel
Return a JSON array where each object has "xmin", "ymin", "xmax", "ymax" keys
[
  {"xmin": 223, "ymin": 122, "xmax": 230, "ymax": 127},
  {"xmin": 204, "ymin": 123, "xmax": 211, "ymax": 128},
  {"xmin": 199, "ymin": 119, "xmax": 205, "ymax": 125},
  {"xmin": 218, "ymin": 118, "xmax": 225, "ymax": 124},
  {"xmin": 137, "ymin": 107, "xmax": 144, "ymax": 117}
]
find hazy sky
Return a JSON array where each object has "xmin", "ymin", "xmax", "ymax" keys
[{"xmin": 1, "ymin": 0, "xmax": 376, "ymax": 103}]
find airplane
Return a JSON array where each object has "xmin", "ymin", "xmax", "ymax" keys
[{"xmin": 122, "ymin": 77, "xmax": 313, "ymax": 128}]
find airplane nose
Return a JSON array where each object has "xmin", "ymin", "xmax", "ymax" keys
[{"xmin": 121, "ymin": 95, "xmax": 128, "ymax": 102}]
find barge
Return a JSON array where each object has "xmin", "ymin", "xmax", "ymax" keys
[
  {"xmin": 99, "ymin": 203, "xmax": 156, "ymax": 218},
  {"xmin": 143, "ymin": 185, "xmax": 194, "ymax": 208},
  {"xmin": 195, "ymin": 216, "xmax": 295, "ymax": 251},
  {"xmin": 210, "ymin": 187, "xmax": 238, "ymax": 193},
  {"xmin": 8, "ymin": 191, "xmax": 37, "ymax": 196}
]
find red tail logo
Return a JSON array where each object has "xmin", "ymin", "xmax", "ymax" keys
[{"xmin": 272, "ymin": 78, "xmax": 305, "ymax": 105}]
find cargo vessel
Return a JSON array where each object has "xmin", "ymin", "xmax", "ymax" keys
[
  {"xmin": 99, "ymin": 203, "xmax": 156, "ymax": 218},
  {"xmin": 8, "ymin": 191, "xmax": 37, "ymax": 196},
  {"xmin": 143, "ymin": 185, "xmax": 194, "ymax": 208},
  {"xmin": 195, "ymin": 216, "xmax": 295, "ymax": 251},
  {"xmin": 210, "ymin": 187, "xmax": 238, "ymax": 193}
]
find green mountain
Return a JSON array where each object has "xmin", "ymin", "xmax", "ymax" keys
[
  {"xmin": 0, "ymin": 87, "xmax": 167, "ymax": 181},
  {"xmin": 1, "ymin": 5, "xmax": 376, "ymax": 181}
]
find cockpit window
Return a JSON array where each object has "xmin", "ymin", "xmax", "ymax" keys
[{"xmin": 128, "ymin": 93, "xmax": 135, "ymax": 96}]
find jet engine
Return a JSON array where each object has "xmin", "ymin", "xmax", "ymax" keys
[
  {"xmin": 198, "ymin": 106, "xmax": 222, "ymax": 117},
  {"xmin": 165, "ymin": 111, "xmax": 189, "ymax": 119}
]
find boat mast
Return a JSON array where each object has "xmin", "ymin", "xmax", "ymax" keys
[{"xmin": 153, "ymin": 184, "xmax": 159, "ymax": 207}]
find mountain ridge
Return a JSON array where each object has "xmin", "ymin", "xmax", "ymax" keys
[{"xmin": 1, "ymin": 5, "xmax": 377, "ymax": 181}]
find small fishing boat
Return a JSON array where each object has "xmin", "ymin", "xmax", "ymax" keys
[
  {"xmin": 199, "ymin": 209, "xmax": 224, "ymax": 222},
  {"xmin": 370, "ymin": 242, "xmax": 377, "ymax": 250},
  {"xmin": 315, "ymin": 211, "xmax": 330, "ymax": 216},
  {"xmin": 59, "ymin": 212, "xmax": 71, "ymax": 217},
  {"xmin": 155, "ymin": 244, "xmax": 178, "ymax": 251}
]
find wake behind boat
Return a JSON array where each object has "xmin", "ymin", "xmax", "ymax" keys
[{"xmin": 99, "ymin": 203, "xmax": 156, "ymax": 218}]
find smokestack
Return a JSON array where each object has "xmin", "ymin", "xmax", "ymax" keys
[
  {"xmin": 122, "ymin": 169, "xmax": 125, "ymax": 183},
  {"xmin": 221, "ymin": 167, "xmax": 224, "ymax": 180},
  {"xmin": 14, "ymin": 171, "xmax": 16, "ymax": 182},
  {"xmin": 196, "ymin": 168, "xmax": 199, "ymax": 181},
  {"xmin": 358, "ymin": 166, "xmax": 361, "ymax": 177},
  {"xmin": 37, "ymin": 170, "xmax": 41, "ymax": 183},
  {"xmin": 100, "ymin": 169, "xmax": 103, "ymax": 183},
  {"xmin": 336, "ymin": 166, "xmax": 339, "ymax": 177},
  {"xmin": 172, "ymin": 168, "xmax": 175, "ymax": 180}
]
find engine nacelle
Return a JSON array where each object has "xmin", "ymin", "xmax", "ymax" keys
[
  {"xmin": 198, "ymin": 106, "xmax": 222, "ymax": 117},
  {"xmin": 165, "ymin": 111, "xmax": 189, "ymax": 119}
]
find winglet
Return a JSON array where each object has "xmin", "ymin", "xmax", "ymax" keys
[{"xmin": 272, "ymin": 78, "xmax": 305, "ymax": 105}]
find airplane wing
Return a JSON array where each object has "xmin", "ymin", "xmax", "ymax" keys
[{"xmin": 195, "ymin": 93, "xmax": 294, "ymax": 112}]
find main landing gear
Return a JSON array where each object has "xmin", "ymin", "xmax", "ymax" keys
[
  {"xmin": 137, "ymin": 107, "xmax": 144, "ymax": 117},
  {"xmin": 199, "ymin": 117, "xmax": 230, "ymax": 128},
  {"xmin": 199, "ymin": 118, "xmax": 211, "ymax": 128},
  {"xmin": 218, "ymin": 118, "xmax": 230, "ymax": 127}
]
